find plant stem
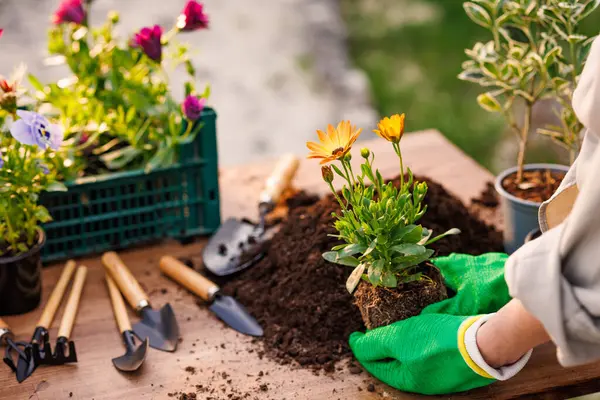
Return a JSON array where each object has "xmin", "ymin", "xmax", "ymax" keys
[
  {"xmin": 341, "ymin": 160, "xmax": 354, "ymax": 187},
  {"xmin": 327, "ymin": 181, "xmax": 346, "ymax": 211},
  {"xmin": 516, "ymin": 102, "xmax": 533, "ymax": 183},
  {"xmin": 393, "ymin": 142, "xmax": 404, "ymax": 189}
]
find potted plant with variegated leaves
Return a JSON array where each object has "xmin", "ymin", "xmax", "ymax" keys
[
  {"xmin": 306, "ymin": 115, "xmax": 460, "ymax": 329},
  {"xmin": 459, "ymin": 0, "xmax": 598, "ymax": 252}
]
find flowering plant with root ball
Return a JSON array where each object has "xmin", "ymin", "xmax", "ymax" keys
[
  {"xmin": 307, "ymin": 115, "xmax": 460, "ymax": 293},
  {"xmin": 27, "ymin": 0, "xmax": 210, "ymax": 178}
]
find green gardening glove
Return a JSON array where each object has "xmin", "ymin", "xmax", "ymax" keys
[{"xmin": 349, "ymin": 253, "xmax": 514, "ymax": 395}]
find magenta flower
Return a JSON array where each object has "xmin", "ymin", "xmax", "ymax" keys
[
  {"xmin": 0, "ymin": 29, "xmax": 3, "ymax": 39},
  {"xmin": 182, "ymin": 95, "xmax": 205, "ymax": 121},
  {"xmin": 52, "ymin": 0, "xmax": 85, "ymax": 25},
  {"xmin": 177, "ymin": 1, "xmax": 209, "ymax": 31},
  {"xmin": 133, "ymin": 25, "xmax": 163, "ymax": 62},
  {"xmin": 10, "ymin": 110, "xmax": 64, "ymax": 150}
]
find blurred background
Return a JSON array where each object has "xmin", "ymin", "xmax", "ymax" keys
[{"xmin": 1, "ymin": 0, "xmax": 599, "ymax": 171}]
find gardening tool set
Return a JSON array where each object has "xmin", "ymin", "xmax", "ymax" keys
[{"xmin": 2, "ymin": 157, "xmax": 297, "ymax": 381}]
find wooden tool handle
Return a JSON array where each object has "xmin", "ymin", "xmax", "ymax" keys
[
  {"xmin": 259, "ymin": 154, "xmax": 300, "ymax": 205},
  {"xmin": 105, "ymin": 274, "xmax": 131, "ymax": 334},
  {"xmin": 159, "ymin": 256, "xmax": 219, "ymax": 302},
  {"xmin": 102, "ymin": 252, "xmax": 148, "ymax": 311},
  {"xmin": 37, "ymin": 260, "xmax": 77, "ymax": 329},
  {"xmin": 58, "ymin": 266, "xmax": 87, "ymax": 339}
]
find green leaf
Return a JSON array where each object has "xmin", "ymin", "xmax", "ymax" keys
[
  {"xmin": 331, "ymin": 164, "xmax": 346, "ymax": 180},
  {"xmin": 477, "ymin": 92, "xmax": 502, "ymax": 112},
  {"xmin": 322, "ymin": 251, "xmax": 338, "ymax": 263},
  {"xmin": 367, "ymin": 261, "xmax": 382, "ymax": 285},
  {"xmin": 34, "ymin": 207, "xmax": 52, "ymax": 223},
  {"xmin": 567, "ymin": 34, "xmax": 587, "ymax": 44},
  {"xmin": 346, "ymin": 263, "xmax": 366, "ymax": 294},
  {"xmin": 28, "ymin": 74, "xmax": 45, "ymax": 92},
  {"xmin": 381, "ymin": 272, "xmax": 397, "ymax": 288},
  {"xmin": 418, "ymin": 228, "xmax": 433, "ymax": 245},
  {"xmin": 390, "ymin": 243, "xmax": 426, "ymax": 256},
  {"xmin": 46, "ymin": 181, "xmax": 68, "ymax": 192},
  {"xmin": 337, "ymin": 256, "xmax": 360, "ymax": 267},
  {"xmin": 425, "ymin": 228, "xmax": 461, "ymax": 245},
  {"xmin": 463, "ymin": 2, "xmax": 493, "ymax": 28},
  {"xmin": 339, "ymin": 243, "xmax": 367, "ymax": 258},
  {"xmin": 501, "ymin": 25, "xmax": 529, "ymax": 43},
  {"xmin": 402, "ymin": 225, "xmax": 423, "ymax": 244},
  {"xmin": 331, "ymin": 244, "xmax": 348, "ymax": 251},
  {"xmin": 363, "ymin": 238, "xmax": 378, "ymax": 257},
  {"xmin": 458, "ymin": 69, "xmax": 486, "ymax": 83}
]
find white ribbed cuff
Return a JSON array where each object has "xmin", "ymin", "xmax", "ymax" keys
[{"xmin": 463, "ymin": 314, "xmax": 532, "ymax": 381}]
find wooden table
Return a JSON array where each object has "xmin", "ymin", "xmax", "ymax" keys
[{"xmin": 2, "ymin": 130, "xmax": 599, "ymax": 400}]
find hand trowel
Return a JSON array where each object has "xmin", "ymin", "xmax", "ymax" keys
[{"xmin": 203, "ymin": 154, "xmax": 300, "ymax": 276}]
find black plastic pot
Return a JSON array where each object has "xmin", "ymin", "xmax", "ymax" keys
[
  {"xmin": 0, "ymin": 230, "xmax": 45, "ymax": 316},
  {"xmin": 495, "ymin": 163, "xmax": 569, "ymax": 254}
]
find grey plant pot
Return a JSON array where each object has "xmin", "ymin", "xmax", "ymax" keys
[{"xmin": 495, "ymin": 163, "xmax": 570, "ymax": 254}]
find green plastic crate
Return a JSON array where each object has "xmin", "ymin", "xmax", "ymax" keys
[{"xmin": 40, "ymin": 108, "xmax": 221, "ymax": 263}]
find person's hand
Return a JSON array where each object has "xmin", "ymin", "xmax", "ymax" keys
[{"xmin": 349, "ymin": 253, "xmax": 524, "ymax": 395}]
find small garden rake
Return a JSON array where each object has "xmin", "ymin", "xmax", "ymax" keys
[{"xmin": 33, "ymin": 266, "xmax": 87, "ymax": 366}]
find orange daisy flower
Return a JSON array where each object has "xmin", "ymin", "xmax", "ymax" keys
[
  {"xmin": 373, "ymin": 113, "xmax": 405, "ymax": 143},
  {"xmin": 306, "ymin": 121, "xmax": 362, "ymax": 164}
]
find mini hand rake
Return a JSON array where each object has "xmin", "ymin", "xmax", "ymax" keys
[{"xmin": 33, "ymin": 266, "xmax": 87, "ymax": 366}]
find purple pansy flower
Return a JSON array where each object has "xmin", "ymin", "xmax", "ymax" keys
[
  {"xmin": 0, "ymin": 151, "xmax": 3, "ymax": 169},
  {"xmin": 177, "ymin": 1, "xmax": 209, "ymax": 31},
  {"xmin": 182, "ymin": 95, "xmax": 205, "ymax": 121},
  {"xmin": 133, "ymin": 25, "xmax": 163, "ymax": 62},
  {"xmin": 35, "ymin": 160, "xmax": 50, "ymax": 175},
  {"xmin": 10, "ymin": 110, "xmax": 64, "ymax": 150},
  {"xmin": 53, "ymin": 0, "xmax": 86, "ymax": 25}
]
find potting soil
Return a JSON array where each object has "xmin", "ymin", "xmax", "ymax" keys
[{"xmin": 221, "ymin": 177, "xmax": 503, "ymax": 371}]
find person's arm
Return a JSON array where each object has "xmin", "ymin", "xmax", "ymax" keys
[
  {"xmin": 504, "ymin": 35, "xmax": 600, "ymax": 367},
  {"xmin": 476, "ymin": 299, "xmax": 550, "ymax": 368}
]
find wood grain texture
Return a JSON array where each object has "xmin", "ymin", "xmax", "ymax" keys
[
  {"xmin": 37, "ymin": 260, "xmax": 76, "ymax": 329},
  {"xmin": 106, "ymin": 275, "xmax": 132, "ymax": 334},
  {"xmin": 159, "ymin": 256, "xmax": 219, "ymax": 302},
  {"xmin": 0, "ymin": 131, "xmax": 596, "ymax": 400},
  {"xmin": 102, "ymin": 252, "xmax": 148, "ymax": 310},
  {"xmin": 57, "ymin": 266, "xmax": 87, "ymax": 340}
]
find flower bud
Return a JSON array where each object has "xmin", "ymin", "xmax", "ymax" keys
[
  {"xmin": 321, "ymin": 165, "xmax": 334, "ymax": 183},
  {"xmin": 360, "ymin": 147, "xmax": 370, "ymax": 159},
  {"xmin": 344, "ymin": 152, "xmax": 352, "ymax": 161},
  {"xmin": 108, "ymin": 11, "xmax": 120, "ymax": 24}
]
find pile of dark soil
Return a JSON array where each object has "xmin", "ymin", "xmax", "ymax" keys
[{"xmin": 222, "ymin": 176, "xmax": 503, "ymax": 370}]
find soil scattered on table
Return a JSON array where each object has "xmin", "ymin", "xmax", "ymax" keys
[
  {"xmin": 221, "ymin": 176, "xmax": 503, "ymax": 370},
  {"xmin": 502, "ymin": 169, "xmax": 565, "ymax": 203}
]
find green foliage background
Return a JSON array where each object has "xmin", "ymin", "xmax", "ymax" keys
[{"xmin": 341, "ymin": 0, "xmax": 600, "ymax": 172}]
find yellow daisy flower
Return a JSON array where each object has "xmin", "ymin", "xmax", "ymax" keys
[
  {"xmin": 374, "ymin": 114, "xmax": 405, "ymax": 143},
  {"xmin": 306, "ymin": 121, "xmax": 362, "ymax": 164}
]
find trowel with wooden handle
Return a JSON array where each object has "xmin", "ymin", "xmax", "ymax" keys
[
  {"xmin": 202, "ymin": 154, "xmax": 300, "ymax": 276},
  {"xmin": 160, "ymin": 256, "xmax": 263, "ymax": 337},
  {"xmin": 102, "ymin": 251, "xmax": 179, "ymax": 352},
  {"xmin": 106, "ymin": 274, "xmax": 148, "ymax": 372}
]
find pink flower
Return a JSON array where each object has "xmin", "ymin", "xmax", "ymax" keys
[
  {"xmin": 182, "ymin": 95, "xmax": 205, "ymax": 121},
  {"xmin": 0, "ymin": 29, "xmax": 3, "ymax": 39},
  {"xmin": 177, "ymin": 1, "xmax": 209, "ymax": 31},
  {"xmin": 53, "ymin": 0, "xmax": 86, "ymax": 25},
  {"xmin": 133, "ymin": 25, "xmax": 163, "ymax": 62}
]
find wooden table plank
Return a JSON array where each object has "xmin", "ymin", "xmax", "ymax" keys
[{"xmin": 0, "ymin": 130, "xmax": 597, "ymax": 399}]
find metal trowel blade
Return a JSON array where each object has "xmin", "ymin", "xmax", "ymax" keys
[{"xmin": 202, "ymin": 218, "xmax": 267, "ymax": 276}]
